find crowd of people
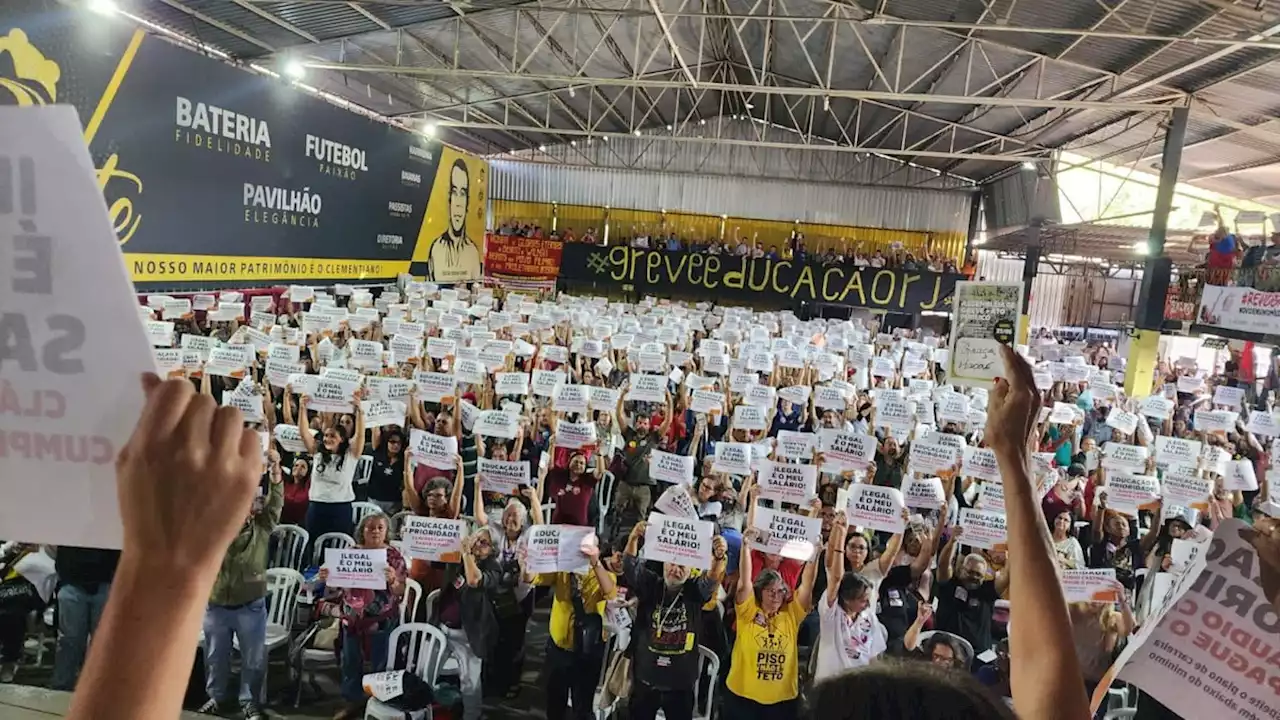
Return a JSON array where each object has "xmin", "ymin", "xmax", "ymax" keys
[
  {"xmin": 4, "ymin": 279, "xmax": 1279, "ymax": 720},
  {"xmin": 494, "ymin": 218, "xmax": 971, "ymax": 275}
]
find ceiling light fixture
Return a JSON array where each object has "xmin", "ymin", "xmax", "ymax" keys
[{"xmin": 283, "ymin": 59, "xmax": 306, "ymax": 80}]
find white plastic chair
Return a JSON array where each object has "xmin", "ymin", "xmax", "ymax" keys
[
  {"xmin": 390, "ymin": 511, "xmax": 414, "ymax": 539},
  {"xmin": 424, "ymin": 589, "xmax": 441, "ymax": 625},
  {"xmin": 270, "ymin": 524, "xmax": 309, "ymax": 571},
  {"xmin": 352, "ymin": 501, "xmax": 384, "ymax": 526},
  {"xmin": 264, "ymin": 568, "xmax": 304, "ymax": 653},
  {"xmin": 1103, "ymin": 710, "xmax": 1136, "ymax": 720},
  {"xmin": 651, "ymin": 644, "xmax": 719, "ymax": 720},
  {"xmin": 691, "ymin": 644, "xmax": 720, "ymax": 720},
  {"xmin": 543, "ymin": 501, "xmax": 557, "ymax": 523},
  {"xmin": 311, "ymin": 532, "xmax": 355, "ymax": 568},
  {"xmin": 400, "ymin": 578, "xmax": 424, "ymax": 625},
  {"xmin": 596, "ymin": 471, "xmax": 616, "ymax": 536},
  {"xmin": 354, "ymin": 454, "xmax": 375, "ymax": 487},
  {"xmin": 364, "ymin": 623, "xmax": 450, "ymax": 720},
  {"xmin": 590, "ymin": 634, "xmax": 620, "ymax": 720}
]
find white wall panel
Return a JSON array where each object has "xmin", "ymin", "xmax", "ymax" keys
[{"xmin": 489, "ymin": 161, "xmax": 973, "ymax": 233}]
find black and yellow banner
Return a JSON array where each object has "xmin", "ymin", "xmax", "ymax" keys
[
  {"xmin": 561, "ymin": 245, "xmax": 960, "ymax": 312},
  {"xmin": 1, "ymin": 0, "xmax": 486, "ymax": 289}
]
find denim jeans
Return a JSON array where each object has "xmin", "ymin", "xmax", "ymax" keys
[
  {"xmin": 341, "ymin": 626, "xmax": 392, "ymax": 702},
  {"xmin": 202, "ymin": 597, "xmax": 268, "ymax": 705},
  {"xmin": 51, "ymin": 583, "xmax": 111, "ymax": 690}
]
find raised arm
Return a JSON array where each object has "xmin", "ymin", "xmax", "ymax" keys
[
  {"xmin": 937, "ymin": 529, "xmax": 960, "ymax": 584},
  {"xmin": 736, "ymin": 527, "xmax": 757, "ymax": 606},
  {"xmin": 794, "ymin": 545, "xmax": 820, "ymax": 613},
  {"xmin": 824, "ymin": 513, "xmax": 848, "ymax": 608},
  {"xmin": 449, "ymin": 455, "xmax": 465, "ymax": 518},
  {"xmin": 296, "ymin": 395, "xmax": 317, "ymax": 455},
  {"xmin": 349, "ymin": 398, "xmax": 366, "ymax": 457},
  {"xmin": 989, "ymin": 345, "xmax": 1090, "ymax": 720}
]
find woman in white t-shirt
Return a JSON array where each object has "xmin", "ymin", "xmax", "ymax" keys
[
  {"xmin": 815, "ymin": 512, "xmax": 887, "ymax": 681},
  {"xmin": 298, "ymin": 393, "xmax": 365, "ymax": 541}
]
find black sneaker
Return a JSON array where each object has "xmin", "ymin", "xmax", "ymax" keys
[
  {"xmin": 196, "ymin": 699, "xmax": 223, "ymax": 715},
  {"xmin": 241, "ymin": 701, "xmax": 267, "ymax": 720}
]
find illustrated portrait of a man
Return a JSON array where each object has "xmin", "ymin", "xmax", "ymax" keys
[{"xmin": 429, "ymin": 158, "xmax": 481, "ymax": 282}]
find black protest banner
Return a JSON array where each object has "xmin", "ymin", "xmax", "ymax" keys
[{"xmin": 560, "ymin": 245, "xmax": 960, "ymax": 312}]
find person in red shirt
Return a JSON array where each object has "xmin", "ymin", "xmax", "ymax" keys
[
  {"xmin": 281, "ymin": 457, "xmax": 311, "ymax": 527},
  {"xmin": 539, "ymin": 445, "xmax": 605, "ymax": 527}
]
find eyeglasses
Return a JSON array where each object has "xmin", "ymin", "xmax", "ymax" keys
[{"xmin": 426, "ymin": 491, "xmax": 448, "ymax": 500}]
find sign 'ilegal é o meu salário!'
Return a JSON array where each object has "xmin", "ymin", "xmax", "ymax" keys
[
  {"xmin": 2, "ymin": 107, "xmax": 157, "ymax": 550},
  {"xmin": 946, "ymin": 281, "xmax": 1025, "ymax": 388}
]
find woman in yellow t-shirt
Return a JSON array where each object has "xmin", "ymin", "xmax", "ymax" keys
[{"xmin": 724, "ymin": 525, "xmax": 819, "ymax": 719}]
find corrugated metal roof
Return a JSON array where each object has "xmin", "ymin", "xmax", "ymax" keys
[{"xmin": 121, "ymin": 0, "xmax": 1280, "ymax": 201}]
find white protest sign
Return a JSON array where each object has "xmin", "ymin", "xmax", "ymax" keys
[
  {"xmin": 958, "ymin": 508, "xmax": 1008, "ymax": 549},
  {"xmin": 1087, "ymin": 520, "xmax": 1265, "ymax": 719},
  {"xmin": 557, "ymin": 420, "xmax": 598, "ymax": 449},
  {"xmin": 643, "ymin": 514, "xmax": 714, "ymax": 571},
  {"xmin": 627, "ymin": 374, "xmax": 666, "ymax": 403},
  {"xmin": 750, "ymin": 506, "xmax": 821, "ymax": 561},
  {"xmin": 554, "ymin": 384, "xmax": 590, "ymax": 414},
  {"xmin": 1176, "ymin": 375, "xmax": 1203, "ymax": 394},
  {"xmin": 1246, "ymin": 411, "xmax": 1280, "ymax": 438},
  {"xmin": 408, "ymin": 430, "xmax": 458, "ymax": 470},
  {"xmin": 775, "ymin": 430, "xmax": 817, "ymax": 460},
  {"xmin": 778, "ymin": 385, "xmax": 810, "ymax": 406},
  {"xmin": 415, "ymin": 372, "xmax": 457, "ymax": 403},
  {"xmin": 273, "ymin": 425, "xmax": 315, "ymax": 454},
  {"xmin": 308, "ymin": 378, "xmax": 356, "ymax": 414},
  {"xmin": 979, "ymin": 480, "xmax": 1006, "ymax": 513},
  {"xmin": 813, "ymin": 385, "xmax": 846, "ymax": 411},
  {"xmin": 653, "ymin": 484, "xmax": 699, "ymax": 519},
  {"xmin": 877, "ymin": 397, "xmax": 914, "ymax": 430},
  {"xmin": 0, "ymin": 108, "xmax": 167, "ymax": 549},
  {"xmin": 205, "ymin": 347, "xmax": 249, "ymax": 379},
  {"xmin": 1106, "ymin": 410, "xmax": 1140, "ymax": 436},
  {"xmin": 649, "ymin": 451, "xmax": 695, "ymax": 485},
  {"xmin": 733, "ymin": 404, "xmax": 768, "ymax": 431},
  {"xmin": 845, "ymin": 485, "xmax": 906, "ymax": 533},
  {"xmin": 712, "ymin": 442, "xmax": 753, "ymax": 475},
  {"xmin": 474, "ymin": 410, "xmax": 518, "ymax": 439},
  {"xmin": 961, "ymin": 446, "xmax": 1001, "ymax": 481},
  {"xmin": 222, "ymin": 391, "xmax": 265, "ymax": 424},
  {"xmin": 362, "ymin": 671, "xmax": 406, "ymax": 703},
  {"xmin": 1212, "ymin": 385, "xmax": 1245, "ymax": 409},
  {"xmin": 909, "ymin": 440, "xmax": 959, "ymax": 474},
  {"xmin": 1061, "ymin": 569, "xmax": 1120, "ymax": 603},
  {"xmin": 757, "ymin": 461, "xmax": 818, "ymax": 504},
  {"xmin": 588, "ymin": 386, "xmax": 620, "ymax": 411},
  {"xmin": 152, "ymin": 348, "xmax": 184, "ymax": 378},
  {"xmin": 324, "ymin": 548, "xmax": 388, "ymax": 590},
  {"xmin": 360, "ymin": 400, "xmax": 406, "ymax": 429},
  {"xmin": 477, "ymin": 459, "xmax": 530, "ymax": 495},
  {"xmin": 1160, "ymin": 472, "xmax": 1213, "ymax": 508},
  {"xmin": 689, "ymin": 388, "xmax": 723, "ymax": 415},
  {"xmin": 818, "ymin": 430, "xmax": 876, "ymax": 472},
  {"xmin": 903, "ymin": 476, "xmax": 946, "ymax": 509},
  {"xmin": 1048, "ymin": 402, "xmax": 1077, "ymax": 425},
  {"xmin": 1139, "ymin": 395, "xmax": 1173, "ymax": 420},
  {"xmin": 1195, "ymin": 409, "xmax": 1238, "ymax": 434},
  {"xmin": 1154, "ymin": 436, "xmax": 1202, "ymax": 469},
  {"xmin": 946, "ymin": 281, "xmax": 1023, "ymax": 387},
  {"xmin": 1102, "ymin": 443, "xmax": 1149, "ymax": 471},
  {"xmin": 525, "ymin": 525, "xmax": 594, "ymax": 574},
  {"xmin": 401, "ymin": 516, "xmax": 465, "ymax": 562},
  {"xmin": 936, "ymin": 392, "xmax": 971, "ymax": 424},
  {"xmin": 743, "ymin": 383, "xmax": 777, "ymax": 409},
  {"xmin": 495, "ymin": 372, "xmax": 530, "ymax": 396},
  {"xmin": 1104, "ymin": 473, "xmax": 1161, "ymax": 514},
  {"xmin": 1224, "ymin": 459, "xmax": 1259, "ymax": 491}
]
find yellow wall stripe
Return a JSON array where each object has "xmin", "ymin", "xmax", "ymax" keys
[
  {"xmin": 83, "ymin": 28, "xmax": 145, "ymax": 145},
  {"xmin": 124, "ymin": 253, "xmax": 410, "ymax": 282}
]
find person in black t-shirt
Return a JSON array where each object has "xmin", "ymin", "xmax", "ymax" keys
[
  {"xmin": 51, "ymin": 547, "xmax": 120, "ymax": 690},
  {"xmin": 622, "ymin": 521, "xmax": 726, "ymax": 720},
  {"xmin": 1088, "ymin": 494, "xmax": 1160, "ymax": 591},
  {"xmin": 934, "ymin": 528, "xmax": 1007, "ymax": 657},
  {"xmin": 366, "ymin": 427, "xmax": 407, "ymax": 514}
]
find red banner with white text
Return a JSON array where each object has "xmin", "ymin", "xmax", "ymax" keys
[{"xmin": 483, "ymin": 234, "xmax": 564, "ymax": 280}]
